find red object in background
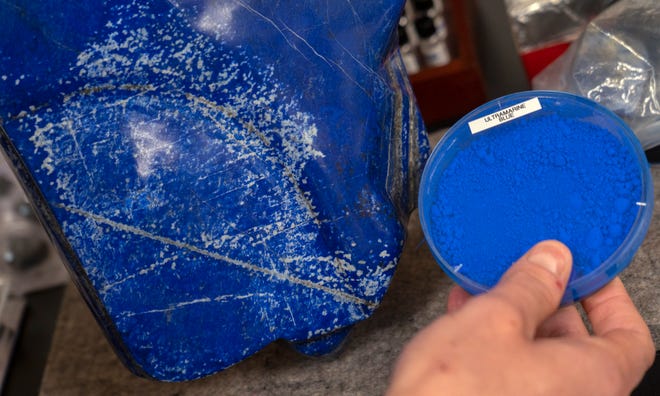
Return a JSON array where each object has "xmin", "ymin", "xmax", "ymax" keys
[
  {"xmin": 409, "ymin": 0, "xmax": 487, "ymax": 127},
  {"xmin": 520, "ymin": 41, "xmax": 571, "ymax": 81}
]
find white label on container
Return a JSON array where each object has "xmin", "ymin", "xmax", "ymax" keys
[{"xmin": 468, "ymin": 97, "xmax": 542, "ymax": 134}]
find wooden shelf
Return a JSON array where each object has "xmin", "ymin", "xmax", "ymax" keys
[{"xmin": 409, "ymin": 0, "xmax": 486, "ymax": 127}]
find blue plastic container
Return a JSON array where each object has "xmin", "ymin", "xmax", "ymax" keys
[{"xmin": 419, "ymin": 91, "xmax": 653, "ymax": 304}]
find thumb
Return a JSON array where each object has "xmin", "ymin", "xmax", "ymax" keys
[{"xmin": 487, "ymin": 240, "xmax": 573, "ymax": 338}]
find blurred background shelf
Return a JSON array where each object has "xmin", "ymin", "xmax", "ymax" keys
[{"xmin": 408, "ymin": 0, "xmax": 529, "ymax": 128}]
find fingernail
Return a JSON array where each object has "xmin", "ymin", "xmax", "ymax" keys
[{"xmin": 527, "ymin": 251, "xmax": 561, "ymax": 275}]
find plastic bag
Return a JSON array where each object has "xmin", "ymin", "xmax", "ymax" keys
[
  {"xmin": 533, "ymin": 0, "xmax": 660, "ymax": 149},
  {"xmin": 505, "ymin": 0, "xmax": 617, "ymax": 53}
]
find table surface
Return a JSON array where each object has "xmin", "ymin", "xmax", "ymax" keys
[{"xmin": 39, "ymin": 140, "xmax": 660, "ymax": 395}]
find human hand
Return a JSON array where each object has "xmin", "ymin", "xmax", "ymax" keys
[{"xmin": 387, "ymin": 240, "xmax": 655, "ymax": 396}]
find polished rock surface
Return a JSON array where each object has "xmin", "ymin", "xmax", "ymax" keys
[{"xmin": 0, "ymin": 0, "xmax": 427, "ymax": 380}]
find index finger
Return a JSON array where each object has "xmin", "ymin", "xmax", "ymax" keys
[
  {"xmin": 582, "ymin": 278, "xmax": 651, "ymax": 338},
  {"xmin": 582, "ymin": 277, "xmax": 655, "ymax": 381}
]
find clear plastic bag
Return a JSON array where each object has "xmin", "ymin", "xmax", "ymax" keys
[
  {"xmin": 505, "ymin": 0, "xmax": 617, "ymax": 53},
  {"xmin": 533, "ymin": 0, "xmax": 660, "ymax": 149}
]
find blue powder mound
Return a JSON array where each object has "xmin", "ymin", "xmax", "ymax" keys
[{"xmin": 426, "ymin": 112, "xmax": 643, "ymax": 292}]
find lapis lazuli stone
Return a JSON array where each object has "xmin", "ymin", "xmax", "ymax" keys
[{"xmin": 0, "ymin": 0, "xmax": 428, "ymax": 380}]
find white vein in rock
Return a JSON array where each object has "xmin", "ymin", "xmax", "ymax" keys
[{"xmin": 55, "ymin": 203, "xmax": 377, "ymax": 308}]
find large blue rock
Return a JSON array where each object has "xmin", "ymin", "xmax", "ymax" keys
[{"xmin": 0, "ymin": 0, "xmax": 428, "ymax": 380}]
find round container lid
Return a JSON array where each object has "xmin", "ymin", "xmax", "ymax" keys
[{"xmin": 419, "ymin": 91, "xmax": 654, "ymax": 304}]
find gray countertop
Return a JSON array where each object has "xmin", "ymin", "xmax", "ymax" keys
[{"xmin": 39, "ymin": 158, "xmax": 660, "ymax": 395}]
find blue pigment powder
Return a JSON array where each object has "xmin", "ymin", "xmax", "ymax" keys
[{"xmin": 426, "ymin": 108, "xmax": 643, "ymax": 292}]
